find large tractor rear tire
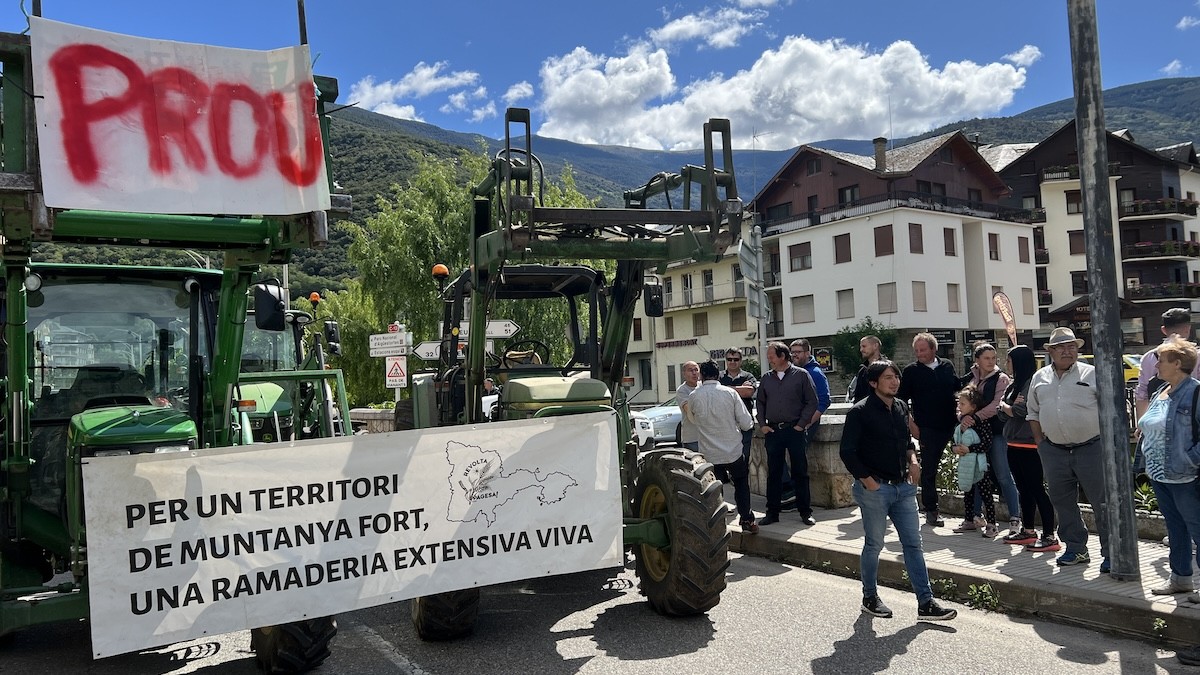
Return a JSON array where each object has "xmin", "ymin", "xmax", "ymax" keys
[
  {"xmin": 250, "ymin": 617, "xmax": 337, "ymax": 673},
  {"xmin": 411, "ymin": 588, "xmax": 480, "ymax": 641},
  {"xmin": 632, "ymin": 449, "xmax": 730, "ymax": 615}
]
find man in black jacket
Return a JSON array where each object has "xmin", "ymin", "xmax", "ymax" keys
[
  {"xmin": 850, "ymin": 335, "xmax": 885, "ymax": 403},
  {"xmin": 897, "ymin": 332, "xmax": 959, "ymax": 527},
  {"xmin": 756, "ymin": 341, "xmax": 818, "ymax": 527},
  {"xmin": 840, "ymin": 360, "xmax": 957, "ymax": 621}
]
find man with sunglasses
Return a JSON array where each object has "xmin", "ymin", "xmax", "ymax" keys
[{"xmin": 720, "ymin": 347, "xmax": 759, "ymax": 461}]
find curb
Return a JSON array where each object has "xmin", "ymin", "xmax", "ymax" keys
[{"xmin": 730, "ymin": 528, "xmax": 1200, "ymax": 646}]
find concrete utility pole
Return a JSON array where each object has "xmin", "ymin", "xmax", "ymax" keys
[{"xmin": 1066, "ymin": 0, "xmax": 1139, "ymax": 580}]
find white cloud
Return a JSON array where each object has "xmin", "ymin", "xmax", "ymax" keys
[
  {"xmin": 348, "ymin": 62, "xmax": 479, "ymax": 117},
  {"xmin": 1003, "ymin": 45, "xmax": 1042, "ymax": 68},
  {"xmin": 1162, "ymin": 59, "xmax": 1185, "ymax": 76},
  {"xmin": 503, "ymin": 81, "xmax": 534, "ymax": 105},
  {"xmin": 537, "ymin": 36, "xmax": 1028, "ymax": 151},
  {"xmin": 370, "ymin": 102, "xmax": 423, "ymax": 122},
  {"xmin": 1177, "ymin": 16, "xmax": 1200, "ymax": 30},
  {"xmin": 734, "ymin": 0, "xmax": 781, "ymax": 7},
  {"xmin": 649, "ymin": 7, "xmax": 767, "ymax": 50},
  {"xmin": 469, "ymin": 102, "xmax": 498, "ymax": 123}
]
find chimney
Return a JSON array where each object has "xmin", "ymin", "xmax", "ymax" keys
[{"xmin": 873, "ymin": 137, "xmax": 887, "ymax": 172}]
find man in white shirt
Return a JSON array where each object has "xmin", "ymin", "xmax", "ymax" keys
[
  {"xmin": 687, "ymin": 360, "xmax": 757, "ymax": 533},
  {"xmin": 676, "ymin": 361, "xmax": 701, "ymax": 451}
]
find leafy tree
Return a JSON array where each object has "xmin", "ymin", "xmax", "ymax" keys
[{"xmin": 830, "ymin": 317, "xmax": 899, "ymax": 376}]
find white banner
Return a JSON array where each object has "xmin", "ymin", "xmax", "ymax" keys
[
  {"xmin": 82, "ymin": 412, "xmax": 622, "ymax": 658},
  {"xmin": 31, "ymin": 17, "xmax": 331, "ymax": 215}
]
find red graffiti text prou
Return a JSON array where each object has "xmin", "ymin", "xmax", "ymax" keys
[{"xmin": 49, "ymin": 43, "xmax": 323, "ymax": 186}]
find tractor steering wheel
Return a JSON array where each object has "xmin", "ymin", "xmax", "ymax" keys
[{"xmin": 503, "ymin": 339, "xmax": 552, "ymax": 366}]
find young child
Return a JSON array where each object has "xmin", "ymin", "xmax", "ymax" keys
[{"xmin": 952, "ymin": 384, "xmax": 999, "ymax": 537}]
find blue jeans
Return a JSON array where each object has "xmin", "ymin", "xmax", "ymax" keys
[
  {"xmin": 1150, "ymin": 479, "xmax": 1200, "ymax": 578},
  {"xmin": 765, "ymin": 427, "xmax": 810, "ymax": 516},
  {"xmin": 853, "ymin": 480, "xmax": 933, "ymax": 604},
  {"xmin": 975, "ymin": 432, "xmax": 1020, "ymax": 519}
]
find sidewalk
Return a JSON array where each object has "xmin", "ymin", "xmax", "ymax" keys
[{"xmin": 729, "ymin": 494, "xmax": 1200, "ymax": 646}]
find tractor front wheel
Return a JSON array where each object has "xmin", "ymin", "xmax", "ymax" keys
[
  {"xmin": 411, "ymin": 588, "xmax": 480, "ymax": 641},
  {"xmin": 632, "ymin": 449, "xmax": 730, "ymax": 615},
  {"xmin": 250, "ymin": 616, "xmax": 337, "ymax": 673}
]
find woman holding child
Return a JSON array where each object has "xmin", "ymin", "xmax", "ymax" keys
[{"xmin": 956, "ymin": 343, "xmax": 1019, "ymax": 534}]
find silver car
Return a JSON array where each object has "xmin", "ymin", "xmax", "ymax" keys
[{"xmin": 641, "ymin": 397, "xmax": 682, "ymax": 446}]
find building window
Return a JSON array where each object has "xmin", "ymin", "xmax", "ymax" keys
[
  {"xmin": 988, "ymin": 232, "xmax": 1001, "ymax": 261},
  {"xmin": 912, "ymin": 281, "xmax": 927, "ymax": 312},
  {"xmin": 693, "ymin": 312, "xmax": 708, "ymax": 336},
  {"xmin": 640, "ymin": 359, "xmax": 652, "ymax": 388},
  {"xmin": 664, "ymin": 316, "xmax": 674, "ymax": 339},
  {"xmin": 834, "ymin": 233, "xmax": 852, "ymax": 263},
  {"xmin": 1021, "ymin": 288, "xmax": 1035, "ymax": 315},
  {"xmin": 1071, "ymin": 271, "xmax": 1089, "ymax": 295},
  {"xmin": 789, "ymin": 242, "xmax": 812, "ymax": 271},
  {"xmin": 664, "ymin": 276, "xmax": 673, "ymax": 307},
  {"xmin": 943, "ymin": 228, "xmax": 956, "ymax": 256},
  {"xmin": 702, "ymin": 269, "xmax": 714, "ymax": 302},
  {"xmin": 1022, "ymin": 195, "xmax": 1039, "ymax": 210},
  {"xmin": 939, "ymin": 146, "xmax": 954, "ymax": 163},
  {"xmin": 1018, "ymin": 236, "xmax": 1030, "ymax": 263},
  {"xmin": 667, "ymin": 364, "xmax": 676, "ymax": 391},
  {"xmin": 1066, "ymin": 190, "xmax": 1082, "ymax": 214},
  {"xmin": 1068, "ymin": 230, "xmax": 1085, "ymax": 255},
  {"xmin": 909, "ymin": 223, "xmax": 923, "ymax": 254},
  {"xmin": 947, "ymin": 283, "xmax": 961, "ymax": 313},
  {"xmin": 836, "ymin": 289, "xmax": 855, "ymax": 319},
  {"xmin": 765, "ymin": 202, "xmax": 792, "ymax": 221},
  {"xmin": 991, "ymin": 286, "xmax": 1003, "ymax": 313},
  {"xmin": 733, "ymin": 264, "xmax": 745, "ymax": 297},
  {"xmin": 792, "ymin": 295, "xmax": 815, "ymax": 323},
  {"xmin": 807, "ymin": 194, "xmax": 819, "ymax": 212},
  {"xmin": 837, "ymin": 184, "xmax": 860, "ymax": 206},
  {"xmin": 967, "ymin": 187, "xmax": 982, "ymax": 204},
  {"xmin": 874, "ymin": 224, "xmax": 894, "ymax": 257},
  {"xmin": 682, "ymin": 273, "xmax": 693, "ymax": 305},
  {"xmin": 806, "ymin": 157, "xmax": 821, "ymax": 176},
  {"xmin": 729, "ymin": 306, "xmax": 747, "ymax": 332},
  {"xmin": 633, "ymin": 318, "xmax": 643, "ymax": 341},
  {"xmin": 1119, "ymin": 188, "xmax": 1135, "ymax": 206},
  {"xmin": 877, "ymin": 282, "xmax": 897, "ymax": 314}
]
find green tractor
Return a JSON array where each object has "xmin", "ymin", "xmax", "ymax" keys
[
  {"xmin": 405, "ymin": 107, "xmax": 743, "ymax": 639},
  {"xmin": 0, "ymin": 21, "xmax": 346, "ymax": 673}
]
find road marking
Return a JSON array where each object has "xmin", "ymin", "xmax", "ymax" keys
[{"xmin": 351, "ymin": 624, "xmax": 431, "ymax": 675}]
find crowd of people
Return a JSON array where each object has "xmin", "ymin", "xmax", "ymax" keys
[{"xmin": 674, "ymin": 307, "xmax": 1200, "ymax": 653}]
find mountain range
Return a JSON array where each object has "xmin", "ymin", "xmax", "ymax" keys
[{"xmin": 303, "ymin": 76, "xmax": 1200, "ymax": 295}]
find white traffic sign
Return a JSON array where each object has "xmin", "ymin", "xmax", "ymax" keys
[
  {"xmin": 456, "ymin": 320, "xmax": 521, "ymax": 339},
  {"xmin": 486, "ymin": 320, "xmax": 520, "ymax": 338},
  {"xmin": 385, "ymin": 355, "xmax": 408, "ymax": 388},
  {"xmin": 369, "ymin": 332, "xmax": 408, "ymax": 357},
  {"xmin": 413, "ymin": 340, "xmax": 493, "ymax": 361}
]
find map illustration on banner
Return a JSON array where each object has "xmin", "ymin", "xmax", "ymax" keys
[
  {"xmin": 30, "ymin": 17, "xmax": 331, "ymax": 215},
  {"xmin": 446, "ymin": 441, "xmax": 578, "ymax": 527}
]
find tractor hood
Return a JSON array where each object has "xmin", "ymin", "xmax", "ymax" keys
[
  {"xmin": 239, "ymin": 382, "xmax": 293, "ymax": 416},
  {"xmin": 69, "ymin": 405, "xmax": 197, "ymax": 449}
]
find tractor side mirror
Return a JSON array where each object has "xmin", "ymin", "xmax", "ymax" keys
[
  {"xmin": 253, "ymin": 281, "xmax": 287, "ymax": 332},
  {"xmin": 324, "ymin": 320, "xmax": 342, "ymax": 356},
  {"xmin": 643, "ymin": 283, "xmax": 664, "ymax": 318}
]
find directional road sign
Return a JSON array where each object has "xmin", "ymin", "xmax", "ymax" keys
[
  {"xmin": 456, "ymin": 320, "xmax": 521, "ymax": 339},
  {"xmin": 385, "ymin": 355, "xmax": 408, "ymax": 388},
  {"xmin": 369, "ymin": 332, "xmax": 408, "ymax": 357},
  {"xmin": 413, "ymin": 340, "xmax": 493, "ymax": 361}
]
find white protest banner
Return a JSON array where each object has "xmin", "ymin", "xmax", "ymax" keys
[
  {"xmin": 82, "ymin": 412, "xmax": 621, "ymax": 658},
  {"xmin": 30, "ymin": 17, "xmax": 330, "ymax": 215}
]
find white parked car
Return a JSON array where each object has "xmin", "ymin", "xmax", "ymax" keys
[{"xmin": 630, "ymin": 411, "xmax": 655, "ymax": 452}]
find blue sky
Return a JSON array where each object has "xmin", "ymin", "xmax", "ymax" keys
[{"xmin": 6, "ymin": 1, "xmax": 1199, "ymax": 151}]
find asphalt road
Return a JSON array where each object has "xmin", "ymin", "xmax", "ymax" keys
[{"xmin": 0, "ymin": 553, "xmax": 1184, "ymax": 674}]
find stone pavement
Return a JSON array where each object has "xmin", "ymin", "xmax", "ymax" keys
[{"xmin": 729, "ymin": 494, "xmax": 1200, "ymax": 647}]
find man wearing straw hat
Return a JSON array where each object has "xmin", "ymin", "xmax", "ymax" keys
[{"xmin": 1026, "ymin": 327, "xmax": 1109, "ymax": 572}]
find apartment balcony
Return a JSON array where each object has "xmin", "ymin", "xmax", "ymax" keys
[
  {"xmin": 763, "ymin": 270, "xmax": 782, "ymax": 287},
  {"xmin": 1035, "ymin": 248, "xmax": 1049, "ymax": 265},
  {"xmin": 663, "ymin": 280, "xmax": 746, "ymax": 312},
  {"xmin": 765, "ymin": 320, "xmax": 784, "ymax": 338},
  {"xmin": 1039, "ymin": 162, "xmax": 1121, "ymax": 183},
  {"xmin": 1038, "ymin": 289, "xmax": 1053, "ymax": 306},
  {"xmin": 1122, "ymin": 239, "xmax": 1200, "ymax": 261},
  {"xmin": 1127, "ymin": 282, "xmax": 1200, "ymax": 302},
  {"xmin": 1118, "ymin": 198, "xmax": 1198, "ymax": 221},
  {"xmin": 1030, "ymin": 208, "xmax": 1047, "ymax": 224}
]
